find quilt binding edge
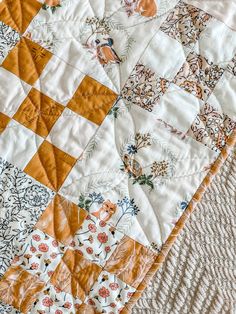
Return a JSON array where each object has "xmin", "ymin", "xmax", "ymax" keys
[{"xmin": 120, "ymin": 129, "xmax": 236, "ymax": 314}]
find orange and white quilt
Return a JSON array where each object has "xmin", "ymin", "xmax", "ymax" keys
[{"xmin": 0, "ymin": 0, "xmax": 235, "ymax": 313}]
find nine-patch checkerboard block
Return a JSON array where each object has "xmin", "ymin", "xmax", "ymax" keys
[
  {"xmin": 122, "ymin": 0, "xmax": 236, "ymax": 153},
  {"xmin": 0, "ymin": 194, "xmax": 156, "ymax": 313},
  {"xmin": 0, "ymin": 8, "xmax": 118, "ymax": 191}
]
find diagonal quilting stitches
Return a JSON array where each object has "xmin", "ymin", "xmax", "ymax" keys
[
  {"xmin": 0, "ymin": 28, "xmax": 119, "ymax": 314},
  {"xmin": 0, "ymin": 0, "xmax": 42, "ymax": 34},
  {"xmin": 67, "ymin": 75, "xmax": 118, "ymax": 125},
  {"xmin": 0, "ymin": 265, "xmax": 45, "ymax": 313},
  {"xmin": 104, "ymin": 236, "xmax": 157, "ymax": 289},
  {"xmin": 1, "ymin": 36, "xmax": 53, "ymax": 85},
  {"xmin": 50, "ymin": 248, "xmax": 102, "ymax": 301},
  {"xmin": 35, "ymin": 194, "xmax": 88, "ymax": 246},
  {"xmin": 13, "ymin": 87, "xmax": 65, "ymax": 138},
  {"xmin": 23, "ymin": 140, "xmax": 77, "ymax": 192}
]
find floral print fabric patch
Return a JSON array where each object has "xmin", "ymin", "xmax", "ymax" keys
[
  {"xmin": 0, "ymin": 0, "xmax": 236, "ymax": 313},
  {"xmin": 160, "ymin": 1, "xmax": 212, "ymax": 47},
  {"xmin": 174, "ymin": 52, "xmax": 225, "ymax": 101}
]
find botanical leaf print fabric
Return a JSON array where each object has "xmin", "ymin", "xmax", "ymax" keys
[
  {"xmin": 0, "ymin": 158, "xmax": 55, "ymax": 277},
  {"xmin": 121, "ymin": 63, "xmax": 170, "ymax": 112},
  {"xmin": 0, "ymin": 0, "xmax": 235, "ymax": 313},
  {"xmin": 188, "ymin": 103, "xmax": 236, "ymax": 152},
  {"xmin": 174, "ymin": 52, "xmax": 225, "ymax": 101},
  {"xmin": 160, "ymin": 1, "xmax": 212, "ymax": 47},
  {"xmin": 0, "ymin": 21, "xmax": 20, "ymax": 63}
]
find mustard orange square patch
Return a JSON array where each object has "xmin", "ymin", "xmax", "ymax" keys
[
  {"xmin": 67, "ymin": 75, "xmax": 117, "ymax": 125},
  {"xmin": 104, "ymin": 236, "xmax": 157, "ymax": 288},
  {"xmin": 0, "ymin": 0, "xmax": 42, "ymax": 33},
  {"xmin": 0, "ymin": 265, "xmax": 45, "ymax": 313},
  {"xmin": 50, "ymin": 249, "xmax": 102, "ymax": 301},
  {"xmin": 0, "ymin": 112, "xmax": 10, "ymax": 134},
  {"xmin": 24, "ymin": 140, "xmax": 76, "ymax": 191},
  {"xmin": 13, "ymin": 87, "xmax": 64, "ymax": 138},
  {"xmin": 1, "ymin": 37, "xmax": 52, "ymax": 85},
  {"xmin": 36, "ymin": 194, "xmax": 87, "ymax": 245}
]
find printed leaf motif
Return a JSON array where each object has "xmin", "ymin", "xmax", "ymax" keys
[
  {"xmin": 188, "ymin": 103, "xmax": 236, "ymax": 151},
  {"xmin": 78, "ymin": 192, "xmax": 104, "ymax": 211},
  {"xmin": 174, "ymin": 52, "xmax": 225, "ymax": 101},
  {"xmin": 122, "ymin": 63, "xmax": 170, "ymax": 111},
  {"xmin": 0, "ymin": 158, "xmax": 54, "ymax": 276},
  {"xmin": 0, "ymin": 22, "xmax": 20, "ymax": 62},
  {"xmin": 120, "ymin": 132, "xmax": 171, "ymax": 190},
  {"xmin": 160, "ymin": 1, "xmax": 211, "ymax": 46}
]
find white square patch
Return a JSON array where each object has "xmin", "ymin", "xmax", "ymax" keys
[
  {"xmin": 196, "ymin": 18, "xmax": 236, "ymax": 66},
  {"xmin": 0, "ymin": 68, "xmax": 31, "ymax": 117},
  {"xmin": 71, "ymin": 215, "xmax": 124, "ymax": 267},
  {"xmin": 0, "ymin": 120, "xmax": 44, "ymax": 169},
  {"xmin": 86, "ymin": 270, "xmax": 136, "ymax": 313},
  {"xmin": 34, "ymin": 55, "xmax": 85, "ymax": 106},
  {"xmin": 155, "ymin": 83, "xmax": 203, "ymax": 133},
  {"xmin": 207, "ymin": 71, "xmax": 236, "ymax": 121},
  {"xmin": 31, "ymin": 282, "xmax": 82, "ymax": 314},
  {"xmin": 140, "ymin": 30, "xmax": 187, "ymax": 80},
  {"xmin": 47, "ymin": 108, "xmax": 97, "ymax": 158},
  {"xmin": 12, "ymin": 228, "xmax": 65, "ymax": 282}
]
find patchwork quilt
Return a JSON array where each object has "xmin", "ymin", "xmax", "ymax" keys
[{"xmin": 0, "ymin": 0, "xmax": 235, "ymax": 313}]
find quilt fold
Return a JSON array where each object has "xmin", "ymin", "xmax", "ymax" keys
[{"xmin": 0, "ymin": 0, "xmax": 235, "ymax": 313}]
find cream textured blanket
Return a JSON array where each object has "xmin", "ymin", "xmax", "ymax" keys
[{"xmin": 133, "ymin": 147, "xmax": 236, "ymax": 314}]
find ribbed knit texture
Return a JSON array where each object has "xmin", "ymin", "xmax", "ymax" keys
[{"xmin": 133, "ymin": 148, "xmax": 236, "ymax": 314}]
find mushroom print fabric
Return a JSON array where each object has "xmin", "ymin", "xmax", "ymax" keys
[{"xmin": 0, "ymin": 0, "xmax": 235, "ymax": 313}]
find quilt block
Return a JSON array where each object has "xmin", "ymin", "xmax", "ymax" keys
[{"xmin": 0, "ymin": 0, "xmax": 235, "ymax": 313}]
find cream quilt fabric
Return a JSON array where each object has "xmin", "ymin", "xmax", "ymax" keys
[{"xmin": 0, "ymin": 0, "xmax": 235, "ymax": 313}]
